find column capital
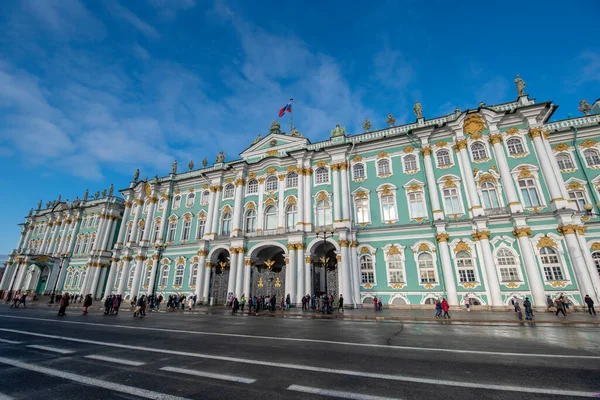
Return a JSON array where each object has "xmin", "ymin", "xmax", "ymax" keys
[
  {"xmin": 134, "ymin": 198, "xmax": 144, "ymax": 206},
  {"xmin": 339, "ymin": 161, "xmax": 348, "ymax": 171},
  {"xmin": 125, "ymin": 201, "xmax": 133, "ymax": 207},
  {"xmin": 339, "ymin": 239, "xmax": 350, "ymax": 247},
  {"xmin": 489, "ymin": 134, "xmax": 503, "ymax": 145},
  {"xmin": 453, "ymin": 139, "xmax": 468, "ymax": 151},
  {"xmin": 235, "ymin": 178, "xmax": 246, "ymax": 187},
  {"xmin": 557, "ymin": 224, "xmax": 578, "ymax": 235},
  {"xmin": 528, "ymin": 127, "xmax": 543, "ymax": 140},
  {"xmin": 278, "ymin": 173, "xmax": 286, "ymax": 181},
  {"xmin": 331, "ymin": 163, "xmax": 340, "ymax": 172},
  {"xmin": 436, "ymin": 233, "xmax": 449, "ymax": 242},
  {"xmin": 197, "ymin": 249, "xmax": 209, "ymax": 256},
  {"xmin": 244, "ymin": 259, "xmax": 253, "ymax": 266},
  {"xmin": 512, "ymin": 227, "xmax": 532, "ymax": 237},
  {"xmin": 576, "ymin": 225, "xmax": 587, "ymax": 235},
  {"xmin": 350, "ymin": 240, "xmax": 359, "ymax": 247},
  {"xmin": 421, "ymin": 147, "xmax": 432, "ymax": 156},
  {"xmin": 305, "ymin": 255, "xmax": 312, "ymax": 263},
  {"xmin": 472, "ymin": 231, "xmax": 491, "ymax": 240},
  {"xmin": 304, "ymin": 168, "xmax": 313, "ymax": 176}
]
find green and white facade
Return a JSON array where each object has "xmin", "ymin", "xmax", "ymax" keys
[{"xmin": 3, "ymin": 94, "xmax": 600, "ymax": 308}]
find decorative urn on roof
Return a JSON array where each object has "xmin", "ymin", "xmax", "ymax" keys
[
  {"xmin": 330, "ymin": 124, "xmax": 346, "ymax": 138},
  {"xmin": 269, "ymin": 120, "xmax": 282, "ymax": 135}
]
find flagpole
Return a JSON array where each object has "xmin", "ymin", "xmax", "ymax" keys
[{"xmin": 289, "ymin": 97, "xmax": 293, "ymax": 133}]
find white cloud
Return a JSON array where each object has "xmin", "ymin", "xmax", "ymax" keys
[
  {"xmin": 578, "ymin": 51, "xmax": 600, "ymax": 84},
  {"xmin": 373, "ymin": 47, "xmax": 414, "ymax": 90},
  {"xmin": 107, "ymin": 0, "xmax": 160, "ymax": 38}
]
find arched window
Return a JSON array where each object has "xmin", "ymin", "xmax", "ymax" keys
[
  {"xmin": 264, "ymin": 206, "xmax": 277, "ymax": 230},
  {"xmin": 404, "ymin": 155, "xmax": 417, "ymax": 172},
  {"xmin": 353, "ymin": 163, "xmax": 365, "ymax": 179},
  {"xmin": 159, "ymin": 264, "xmax": 170, "ymax": 287},
  {"xmin": 247, "ymin": 179, "xmax": 258, "ymax": 194},
  {"xmin": 127, "ymin": 267, "xmax": 135, "ymax": 287},
  {"xmin": 143, "ymin": 264, "xmax": 152, "ymax": 287},
  {"xmin": 167, "ymin": 220, "xmax": 177, "ymax": 242},
  {"xmin": 82, "ymin": 235, "xmax": 90, "ymax": 254},
  {"xmin": 315, "ymin": 199, "xmax": 332, "ymax": 226},
  {"xmin": 408, "ymin": 191, "xmax": 426, "ymax": 218},
  {"xmin": 471, "ymin": 142, "xmax": 487, "ymax": 160},
  {"xmin": 265, "ymin": 175, "xmax": 278, "ymax": 191},
  {"xmin": 443, "ymin": 187, "xmax": 461, "ymax": 214},
  {"xmin": 387, "ymin": 254, "xmax": 405, "ymax": 283},
  {"xmin": 418, "ymin": 253, "xmax": 436, "ymax": 283},
  {"xmin": 181, "ymin": 218, "xmax": 191, "ymax": 241},
  {"xmin": 74, "ymin": 237, "xmax": 82, "ymax": 254},
  {"xmin": 481, "ymin": 182, "xmax": 500, "ymax": 209},
  {"xmin": 245, "ymin": 209, "xmax": 256, "ymax": 233},
  {"xmin": 94, "ymin": 216, "xmax": 99, "ymax": 227},
  {"xmin": 202, "ymin": 190, "xmax": 210, "ymax": 203},
  {"xmin": 556, "ymin": 153, "xmax": 575, "ymax": 170},
  {"xmin": 137, "ymin": 221, "xmax": 145, "ymax": 243},
  {"xmin": 221, "ymin": 212, "xmax": 232, "ymax": 235},
  {"xmin": 153, "ymin": 220, "xmax": 161, "ymax": 242},
  {"xmin": 355, "ymin": 197, "xmax": 370, "ymax": 224},
  {"xmin": 568, "ymin": 190, "xmax": 586, "ymax": 211},
  {"xmin": 143, "ymin": 200, "xmax": 149, "ymax": 214},
  {"xmin": 65, "ymin": 272, "xmax": 73, "ymax": 288},
  {"xmin": 173, "ymin": 195, "xmax": 181, "ymax": 209},
  {"xmin": 540, "ymin": 247, "xmax": 564, "ymax": 281},
  {"xmin": 190, "ymin": 263, "xmax": 199, "ymax": 285},
  {"xmin": 73, "ymin": 272, "xmax": 80, "ymax": 289},
  {"xmin": 518, "ymin": 178, "xmax": 541, "ymax": 207},
  {"xmin": 158, "ymin": 197, "xmax": 166, "ymax": 212},
  {"xmin": 360, "ymin": 255, "xmax": 375, "ymax": 284},
  {"xmin": 381, "ymin": 195, "xmax": 397, "ymax": 222},
  {"xmin": 186, "ymin": 193, "xmax": 196, "ymax": 207},
  {"xmin": 584, "ymin": 148, "xmax": 600, "ymax": 167},
  {"xmin": 315, "ymin": 167, "xmax": 329, "ymax": 184},
  {"xmin": 377, "ymin": 159, "xmax": 391, "ymax": 176},
  {"xmin": 196, "ymin": 217, "xmax": 206, "ymax": 238},
  {"xmin": 223, "ymin": 184, "xmax": 235, "ymax": 199},
  {"xmin": 286, "ymin": 172, "xmax": 298, "ymax": 188},
  {"xmin": 456, "ymin": 251, "xmax": 475, "ymax": 282},
  {"xmin": 125, "ymin": 222, "xmax": 133, "ymax": 243},
  {"xmin": 436, "ymin": 150, "xmax": 451, "ymax": 166},
  {"xmin": 592, "ymin": 251, "xmax": 600, "ymax": 277},
  {"xmin": 507, "ymin": 138, "xmax": 525, "ymax": 155},
  {"xmin": 174, "ymin": 263, "xmax": 185, "ymax": 286},
  {"xmin": 497, "ymin": 248, "xmax": 520, "ymax": 282},
  {"xmin": 286, "ymin": 204, "xmax": 297, "ymax": 229}
]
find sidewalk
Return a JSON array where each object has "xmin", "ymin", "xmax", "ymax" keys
[{"xmin": 3, "ymin": 296, "xmax": 599, "ymax": 325}]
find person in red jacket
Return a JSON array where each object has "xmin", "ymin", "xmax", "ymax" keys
[
  {"xmin": 373, "ymin": 296, "xmax": 378, "ymax": 311},
  {"xmin": 441, "ymin": 298, "xmax": 450, "ymax": 319}
]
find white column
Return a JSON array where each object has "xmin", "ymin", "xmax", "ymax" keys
[
  {"xmin": 560, "ymin": 227, "xmax": 596, "ymax": 300},
  {"xmin": 100, "ymin": 218, "xmax": 115, "ymax": 251},
  {"xmin": 305, "ymin": 255, "xmax": 312, "ymax": 296},
  {"xmin": 47, "ymin": 220, "xmax": 61, "ymax": 254},
  {"xmin": 296, "ymin": 244, "xmax": 305, "ymax": 301},
  {"xmin": 146, "ymin": 254, "xmax": 159, "ymax": 296},
  {"xmin": 116, "ymin": 198, "xmax": 133, "ymax": 246},
  {"xmin": 57, "ymin": 219, "xmax": 72, "ymax": 254},
  {"xmin": 0, "ymin": 263, "xmax": 13, "ymax": 289},
  {"xmin": 194, "ymin": 251, "xmax": 208, "ymax": 299},
  {"xmin": 92, "ymin": 207, "xmax": 108, "ymax": 252},
  {"xmin": 227, "ymin": 251, "xmax": 238, "ymax": 297},
  {"xmin": 243, "ymin": 258, "xmax": 252, "ymax": 299},
  {"xmin": 514, "ymin": 228, "xmax": 547, "ymax": 306},
  {"xmin": 304, "ymin": 169, "xmax": 313, "ymax": 231},
  {"xmin": 117, "ymin": 256, "xmax": 132, "ymax": 295},
  {"xmin": 257, "ymin": 180, "xmax": 265, "ymax": 232},
  {"xmin": 422, "ymin": 148, "xmax": 444, "ymax": 220},
  {"xmin": 455, "ymin": 141, "xmax": 483, "ymax": 217},
  {"xmin": 296, "ymin": 166, "xmax": 305, "ymax": 229},
  {"xmin": 235, "ymin": 249, "xmax": 245, "ymax": 297},
  {"xmin": 141, "ymin": 195, "xmax": 158, "ymax": 245},
  {"xmin": 278, "ymin": 174, "xmax": 286, "ymax": 229},
  {"xmin": 129, "ymin": 255, "xmax": 146, "ymax": 298},
  {"xmin": 202, "ymin": 260, "xmax": 211, "ymax": 303},
  {"xmin": 529, "ymin": 131, "xmax": 563, "ymax": 202},
  {"xmin": 340, "ymin": 163, "xmax": 350, "ymax": 222},
  {"xmin": 232, "ymin": 179, "xmax": 245, "ymax": 236},
  {"xmin": 54, "ymin": 219, "xmax": 69, "ymax": 255},
  {"xmin": 204, "ymin": 189, "xmax": 217, "ymax": 237},
  {"xmin": 332, "ymin": 164, "xmax": 341, "ymax": 223},
  {"xmin": 128, "ymin": 197, "xmax": 144, "ymax": 246},
  {"xmin": 476, "ymin": 232, "xmax": 503, "ymax": 306},
  {"xmin": 14, "ymin": 264, "xmax": 27, "ymax": 291},
  {"xmin": 211, "ymin": 186, "xmax": 222, "ymax": 235},
  {"xmin": 104, "ymin": 252, "xmax": 121, "ymax": 297},
  {"xmin": 66, "ymin": 213, "xmax": 83, "ymax": 254},
  {"xmin": 157, "ymin": 195, "xmax": 170, "ymax": 243},
  {"xmin": 436, "ymin": 234, "xmax": 458, "ymax": 306},
  {"xmin": 340, "ymin": 242, "xmax": 352, "ymax": 306},
  {"xmin": 576, "ymin": 228, "xmax": 600, "ymax": 299},
  {"xmin": 39, "ymin": 222, "xmax": 51, "ymax": 253},
  {"xmin": 490, "ymin": 135, "xmax": 522, "ymax": 212},
  {"xmin": 287, "ymin": 245, "xmax": 297, "ymax": 304},
  {"xmin": 89, "ymin": 265, "xmax": 102, "ymax": 297},
  {"xmin": 542, "ymin": 134, "xmax": 570, "ymax": 200},
  {"xmin": 350, "ymin": 241, "xmax": 361, "ymax": 306},
  {"xmin": 16, "ymin": 228, "xmax": 27, "ymax": 253}
]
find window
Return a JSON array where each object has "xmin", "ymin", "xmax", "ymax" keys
[
  {"xmin": 73, "ymin": 272, "xmax": 80, "ymax": 288},
  {"xmin": 137, "ymin": 222, "xmax": 145, "ymax": 242},
  {"xmin": 159, "ymin": 264, "xmax": 169, "ymax": 287},
  {"xmin": 315, "ymin": 199, "xmax": 333, "ymax": 226},
  {"xmin": 408, "ymin": 191, "xmax": 426, "ymax": 218},
  {"xmin": 471, "ymin": 142, "xmax": 487, "ymax": 160},
  {"xmin": 127, "ymin": 267, "xmax": 135, "ymax": 287},
  {"xmin": 202, "ymin": 190, "xmax": 210, "ymax": 203},
  {"xmin": 153, "ymin": 221, "xmax": 160, "ymax": 242},
  {"xmin": 143, "ymin": 201, "xmax": 149, "ymax": 214},
  {"xmin": 221, "ymin": 212, "xmax": 232, "ymax": 235},
  {"xmin": 125, "ymin": 223, "xmax": 133, "ymax": 243},
  {"xmin": 265, "ymin": 176, "xmax": 278, "ymax": 191},
  {"xmin": 592, "ymin": 251, "xmax": 600, "ymax": 277},
  {"xmin": 65, "ymin": 272, "xmax": 73, "ymax": 288},
  {"xmin": 584, "ymin": 149, "xmax": 600, "ymax": 166},
  {"xmin": 481, "ymin": 182, "xmax": 500, "ymax": 209},
  {"xmin": 387, "ymin": 254, "xmax": 405, "ymax": 283},
  {"xmin": 443, "ymin": 187, "xmax": 462, "ymax": 214},
  {"xmin": 360, "ymin": 255, "xmax": 375, "ymax": 284},
  {"xmin": 196, "ymin": 218, "xmax": 206, "ymax": 238},
  {"xmin": 167, "ymin": 220, "xmax": 177, "ymax": 242},
  {"xmin": 264, "ymin": 206, "xmax": 277, "ymax": 230},
  {"xmin": 381, "ymin": 195, "xmax": 397, "ymax": 222},
  {"xmin": 286, "ymin": 172, "xmax": 298, "ymax": 188},
  {"xmin": 143, "ymin": 264, "xmax": 151, "ymax": 287},
  {"xmin": 507, "ymin": 138, "xmax": 525, "ymax": 155},
  {"xmin": 377, "ymin": 159, "xmax": 391, "ymax": 176},
  {"xmin": 190, "ymin": 263, "xmax": 199, "ymax": 285},
  {"xmin": 247, "ymin": 179, "xmax": 258, "ymax": 194},
  {"xmin": 540, "ymin": 247, "xmax": 564, "ymax": 281},
  {"xmin": 568, "ymin": 190, "xmax": 586, "ymax": 211},
  {"xmin": 436, "ymin": 150, "xmax": 451, "ymax": 166},
  {"xmin": 353, "ymin": 163, "xmax": 365, "ymax": 179},
  {"xmin": 186, "ymin": 193, "xmax": 196, "ymax": 207},
  {"xmin": 497, "ymin": 248, "xmax": 520, "ymax": 282},
  {"xmin": 114, "ymin": 267, "xmax": 122, "ymax": 289},
  {"xmin": 94, "ymin": 216, "xmax": 99, "ymax": 227},
  {"xmin": 418, "ymin": 253, "xmax": 436, "ymax": 283},
  {"xmin": 79, "ymin": 271, "xmax": 86, "ymax": 288},
  {"xmin": 223, "ymin": 184, "xmax": 235, "ymax": 199},
  {"xmin": 315, "ymin": 167, "xmax": 329, "ymax": 184},
  {"xmin": 518, "ymin": 178, "xmax": 541, "ymax": 207},
  {"xmin": 556, "ymin": 154, "xmax": 575, "ymax": 170},
  {"xmin": 403, "ymin": 155, "xmax": 417, "ymax": 172},
  {"xmin": 355, "ymin": 197, "xmax": 370, "ymax": 224},
  {"xmin": 74, "ymin": 238, "xmax": 82, "ymax": 254},
  {"xmin": 245, "ymin": 210, "xmax": 256, "ymax": 233},
  {"xmin": 158, "ymin": 198, "xmax": 166, "ymax": 212},
  {"xmin": 456, "ymin": 251, "xmax": 475, "ymax": 282},
  {"xmin": 173, "ymin": 195, "xmax": 181, "ymax": 209},
  {"xmin": 181, "ymin": 219, "xmax": 191, "ymax": 241},
  {"xmin": 87, "ymin": 216, "xmax": 93, "ymax": 228},
  {"xmin": 286, "ymin": 204, "xmax": 297, "ymax": 229},
  {"xmin": 174, "ymin": 264, "xmax": 185, "ymax": 286},
  {"xmin": 82, "ymin": 235, "xmax": 90, "ymax": 254}
]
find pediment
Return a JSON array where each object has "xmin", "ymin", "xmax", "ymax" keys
[{"xmin": 240, "ymin": 133, "xmax": 309, "ymax": 160}]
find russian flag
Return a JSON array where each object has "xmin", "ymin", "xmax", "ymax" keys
[{"xmin": 278, "ymin": 98, "xmax": 293, "ymax": 117}]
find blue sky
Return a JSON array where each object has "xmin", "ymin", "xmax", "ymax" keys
[{"xmin": 0, "ymin": 0, "xmax": 599, "ymax": 254}]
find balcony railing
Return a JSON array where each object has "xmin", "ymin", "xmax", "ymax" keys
[{"xmin": 484, "ymin": 206, "xmax": 509, "ymax": 216}]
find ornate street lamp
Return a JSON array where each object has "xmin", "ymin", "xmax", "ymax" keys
[
  {"xmin": 583, "ymin": 202, "xmax": 600, "ymax": 217},
  {"xmin": 315, "ymin": 227, "xmax": 335, "ymax": 296},
  {"xmin": 150, "ymin": 244, "xmax": 167, "ymax": 307}
]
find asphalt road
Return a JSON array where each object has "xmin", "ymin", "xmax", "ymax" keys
[{"xmin": 0, "ymin": 305, "xmax": 598, "ymax": 400}]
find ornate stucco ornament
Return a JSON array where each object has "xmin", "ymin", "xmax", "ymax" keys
[
  {"xmin": 269, "ymin": 120, "xmax": 282, "ymax": 135},
  {"xmin": 536, "ymin": 236, "xmax": 558, "ymax": 249},
  {"xmin": 463, "ymin": 113, "xmax": 485, "ymax": 138},
  {"xmin": 289, "ymin": 127, "xmax": 303, "ymax": 137},
  {"xmin": 553, "ymin": 143, "xmax": 569, "ymax": 152}
]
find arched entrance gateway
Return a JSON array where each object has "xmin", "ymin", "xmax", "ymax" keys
[
  {"xmin": 208, "ymin": 248, "xmax": 231, "ymax": 305},
  {"xmin": 250, "ymin": 245, "xmax": 287, "ymax": 300},
  {"xmin": 309, "ymin": 240, "xmax": 339, "ymax": 299}
]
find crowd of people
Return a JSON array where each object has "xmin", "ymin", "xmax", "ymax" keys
[{"xmin": 224, "ymin": 293, "xmax": 346, "ymax": 315}]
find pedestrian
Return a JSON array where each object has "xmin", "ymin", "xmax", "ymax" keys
[
  {"xmin": 192, "ymin": 294, "xmax": 197, "ymax": 307},
  {"xmin": 523, "ymin": 297, "xmax": 534, "ymax": 320},
  {"xmin": 546, "ymin": 295, "xmax": 554, "ymax": 312},
  {"xmin": 555, "ymin": 296, "xmax": 567, "ymax": 317},
  {"xmin": 157, "ymin": 294, "xmax": 163, "ymax": 311},
  {"xmin": 435, "ymin": 299, "xmax": 442, "ymax": 318},
  {"xmin": 10, "ymin": 295, "xmax": 19, "ymax": 308},
  {"xmin": 338, "ymin": 294, "xmax": 344, "ymax": 312},
  {"xmin": 281, "ymin": 296, "xmax": 285, "ymax": 311},
  {"xmin": 584, "ymin": 295, "xmax": 596, "ymax": 315},
  {"xmin": 180, "ymin": 293, "xmax": 186, "ymax": 310},
  {"xmin": 240, "ymin": 294, "xmax": 246, "ymax": 313},
  {"xmin": 16, "ymin": 292, "xmax": 27, "ymax": 308},
  {"xmin": 82, "ymin": 294, "xmax": 92, "ymax": 314},
  {"xmin": 373, "ymin": 296, "xmax": 378, "ymax": 312},
  {"xmin": 187, "ymin": 296, "xmax": 194, "ymax": 311},
  {"xmin": 301, "ymin": 295, "xmax": 306, "ymax": 311},
  {"xmin": 232, "ymin": 297, "xmax": 239, "ymax": 315},
  {"xmin": 311, "ymin": 294, "xmax": 316, "ymax": 310},
  {"xmin": 441, "ymin": 298, "xmax": 450, "ymax": 319},
  {"xmin": 58, "ymin": 293, "xmax": 70, "ymax": 316},
  {"xmin": 515, "ymin": 303, "xmax": 523, "ymax": 320},
  {"xmin": 511, "ymin": 296, "xmax": 519, "ymax": 312},
  {"xmin": 104, "ymin": 295, "xmax": 112, "ymax": 315},
  {"xmin": 285, "ymin": 294, "xmax": 291, "ymax": 310},
  {"xmin": 464, "ymin": 294, "xmax": 470, "ymax": 312},
  {"xmin": 377, "ymin": 298, "xmax": 383, "ymax": 312},
  {"xmin": 141, "ymin": 295, "xmax": 147, "ymax": 316}
]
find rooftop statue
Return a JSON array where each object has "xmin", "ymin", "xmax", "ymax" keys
[
  {"xmin": 330, "ymin": 124, "xmax": 346, "ymax": 138},
  {"xmin": 250, "ymin": 133, "xmax": 262, "ymax": 145},
  {"xmin": 386, "ymin": 113, "xmax": 396, "ymax": 127},
  {"xmin": 578, "ymin": 99, "xmax": 592, "ymax": 115},
  {"xmin": 188, "ymin": 160, "xmax": 194, "ymax": 171},
  {"xmin": 172, "ymin": 160, "xmax": 178, "ymax": 174},
  {"xmin": 269, "ymin": 120, "xmax": 282, "ymax": 135},
  {"xmin": 289, "ymin": 127, "xmax": 303, "ymax": 138},
  {"xmin": 133, "ymin": 169, "xmax": 140, "ymax": 182},
  {"xmin": 455, "ymin": 107, "xmax": 461, "ymax": 117},
  {"xmin": 37, "ymin": 200, "xmax": 42, "ymax": 210},
  {"xmin": 515, "ymin": 74, "xmax": 525, "ymax": 97},
  {"xmin": 413, "ymin": 100, "xmax": 423, "ymax": 119},
  {"xmin": 57, "ymin": 194, "xmax": 61, "ymax": 203},
  {"xmin": 216, "ymin": 151, "xmax": 226, "ymax": 163},
  {"xmin": 28, "ymin": 208, "xmax": 33, "ymax": 217},
  {"xmin": 153, "ymin": 174, "xmax": 159, "ymax": 184},
  {"xmin": 202, "ymin": 157, "xmax": 208, "ymax": 167},
  {"xmin": 83, "ymin": 189, "xmax": 89, "ymax": 201},
  {"xmin": 46, "ymin": 201, "xmax": 51, "ymax": 208},
  {"xmin": 363, "ymin": 118, "xmax": 372, "ymax": 132},
  {"xmin": 108, "ymin": 184, "xmax": 114, "ymax": 196},
  {"xmin": 94, "ymin": 191, "xmax": 100, "ymax": 200},
  {"xmin": 101, "ymin": 189, "xmax": 106, "ymax": 198}
]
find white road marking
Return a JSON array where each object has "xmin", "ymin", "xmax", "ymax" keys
[
  {"xmin": 160, "ymin": 366, "xmax": 256, "ymax": 384},
  {"xmin": 0, "ymin": 328, "xmax": 596, "ymax": 397},
  {"xmin": 0, "ymin": 314, "xmax": 597, "ymax": 360},
  {"xmin": 84, "ymin": 354, "xmax": 145, "ymax": 366},
  {"xmin": 26, "ymin": 345, "xmax": 74, "ymax": 354},
  {"xmin": 0, "ymin": 356, "xmax": 191, "ymax": 400},
  {"xmin": 0, "ymin": 339, "xmax": 21, "ymax": 344},
  {"xmin": 288, "ymin": 385, "xmax": 401, "ymax": 400}
]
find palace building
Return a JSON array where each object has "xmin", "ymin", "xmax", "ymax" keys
[{"xmin": 2, "ymin": 89, "xmax": 600, "ymax": 309}]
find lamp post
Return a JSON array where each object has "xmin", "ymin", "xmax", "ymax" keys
[
  {"xmin": 49, "ymin": 254, "xmax": 68, "ymax": 304},
  {"xmin": 150, "ymin": 244, "xmax": 167, "ymax": 308},
  {"xmin": 583, "ymin": 202, "xmax": 600, "ymax": 217},
  {"xmin": 315, "ymin": 227, "xmax": 335, "ymax": 296}
]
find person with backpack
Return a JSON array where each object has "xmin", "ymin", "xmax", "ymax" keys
[
  {"xmin": 523, "ymin": 297, "xmax": 534, "ymax": 320},
  {"xmin": 584, "ymin": 295, "xmax": 596, "ymax": 315},
  {"xmin": 435, "ymin": 299, "xmax": 442, "ymax": 318}
]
